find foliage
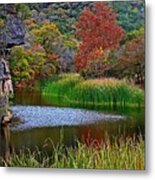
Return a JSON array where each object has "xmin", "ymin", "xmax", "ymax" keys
[
  {"xmin": 28, "ymin": 20, "xmax": 78, "ymax": 73},
  {"xmin": 9, "ymin": 45, "xmax": 52, "ymax": 87},
  {"xmin": 3, "ymin": 135, "xmax": 144, "ymax": 170},
  {"xmin": 0, "ymin": 18, "xmax": 4, "ymax": 28},
  {"xmin": 75, "ymin": 2, "xmax": 125, "ymax": 72},
  {"xmin": 122, "ymin": 27, "xmax": 144, "ymax": 44},
  {"xmin": 30, "ymin": 21, "xmax": 62, "ymax": 53},
  {"xmin": 1, "ymin": 2, "xmax": 144, "ymax": 88},
  {"xmin": 109, "ymin": 1, "xmax": 144, "ymax": 32},
  {"xmin": 15, "ymin": 4, "xmax": 31, "ymax": 20},
  {"xmin": 112, "ymin": 29, "xmax": 144, "ymax": 86},
  {"xmin": 24, "ymin": 1, "xmax": 144, "ymax": 34},
  {"xmin": 10, "ymin": 46, "xmax": 33, "ymax": 83},
  {"xmin": 80, "ymin": 55, "xmax": 110, "ymax": 79},
  {"xmin": 39, "ymin": 2, "xmax": 94, "ymax": 34}
]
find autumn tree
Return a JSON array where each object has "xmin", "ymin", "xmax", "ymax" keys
[
  {"xmin": 10, "ymin": 45, "xmax": 46, "ymax": 87},
  {"xmin": 30, "ymin": 20, "xmax": 78, "ymax": 72},
  {"xmin": 113, "ymin": 29, "xmax": 144, "ymax": 87},
  {"xmin": 75, "ymin": 2, "xmax": 124, "ymax": 74},
  {"xmin": 30, "ymin": 21, "xmax": 62, "ymax": 53}
]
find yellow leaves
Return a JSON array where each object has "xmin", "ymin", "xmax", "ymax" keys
[
  {"xmin": 31, "ymin": 21, "xmax": 60, "ymax": 37},
  {"xmin": 62, "ymin": 34, "xmax": 79, "ymax": 49},
  {"xmin": 42, "ymin": 21, "xmax": 59, "ymax": 33},
  {"xmin": 30, "ymin": 20, "xmax": 62, "ymax": 47},
  {"xmin": 10, "ymin": 46, "xmax": 27, "ymax": 60},
  {"xmin": 0, "ymin": 18, "xmax": 4, "ymax": 28},
  {"xmin": 10, "ymin": 45, "xmax": 46, "ymax": 82},
  {"xmin": 63, "ymin": 38, "xmax": 78, "ymax": 48}
]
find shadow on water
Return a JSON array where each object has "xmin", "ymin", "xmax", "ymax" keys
[{"xmin": 8, "ymin": 90, "xmax": 145, "ymax": 156}]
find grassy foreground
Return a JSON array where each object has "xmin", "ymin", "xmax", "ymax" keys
[
  {"xmin": 42, "ymin": 74, "xmax": 144, "ymax": 108},
  {"xmin": 3, "ymin": 136, "xmax": 144, "ymax": 170}
]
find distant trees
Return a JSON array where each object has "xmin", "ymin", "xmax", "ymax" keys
[
  {"xmin": 15, "ymin": 4, "xmax": 31, "ymax": 20},
  {"xmin": 29, "ymin": 21, "xmax": 78, "ymax": 73},
  {"xmin": 112, "ymin": 28, "xmax": 144, "ymax": 86},
  {"xmin": 75, "ymin": 2, "xmax": 124, "ymax": 76},
  {"xmin": 30, "ymin": 21, "xmax": 62, "ymax": 53},
  {"xmin": 4, "ymin": 2, "xmax": 144, "ymax": 88},
  {"xmin": 9, "ymin": 19, "xmax": 78, "ymax": 87},
  {"xmin": 109, "ymin": 1, "xmax": 144, "ymax": 32}
]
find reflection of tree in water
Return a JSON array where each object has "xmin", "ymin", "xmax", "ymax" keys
[{"xmin": 0, "ymin": 116, "xmax": 12, "ymax": 163}]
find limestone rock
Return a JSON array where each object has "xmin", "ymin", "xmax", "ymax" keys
[{"xmin": 0, "ymin": 15, "xmax": 25, "ymax": 48}]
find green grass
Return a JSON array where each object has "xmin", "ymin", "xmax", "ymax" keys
[
  {"xmin": 43, "ymin": 73, "xmax": 82, "ymax": 96},
  {"xmin": 2, "ymin": 135, "xmax": 144, "ymax": 169},
  {"xmin": 42, "ymin": 74, "xmax": 144, "ymax": 108}
]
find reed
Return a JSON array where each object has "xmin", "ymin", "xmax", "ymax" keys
[
  {"xmin": 4, "ymin": 135, "xmax": 144, "ymax": 169},
  {"xmin": 42, "ymin": 74, "xmax": 83, "ymax": 102},
  {"xmin": 42, "ymin": 74, "xmax": 144, "ymax": 108},
  {"xmin": 70, "ymin": 78, "xmax": 144, "ymax": 107}
]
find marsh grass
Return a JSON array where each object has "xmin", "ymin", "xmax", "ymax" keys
[
  {"xmin": 3, "ymin": 135, "xmax": 144, "ymax": 170},
  {"xmin": 42, "ymin": 74, "xmax": 144, "ymax": 108},
  {"xmin": 43, "ymin": 74, "xmax": 82, "ymax": 97}
]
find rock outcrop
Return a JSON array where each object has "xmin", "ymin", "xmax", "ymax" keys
[
  {"xmin": 0, "ymin": 5, "xmax": 25, "ymax": 162},
  {"xmin": 0, "ymin": 14, "xmax": 25, "ymax": 49}
]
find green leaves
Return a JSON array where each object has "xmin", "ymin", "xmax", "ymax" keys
[{"xmin": 10, "ymin": 45, "xmax": 46, "ymax": 85}]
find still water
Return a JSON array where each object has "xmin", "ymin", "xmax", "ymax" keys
[{"xmin": 10, "ymin": 90, "xmax": 144, "ymax": 153}]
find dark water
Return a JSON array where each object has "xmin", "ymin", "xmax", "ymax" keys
[{"xmin": 10, "ymin": 90, "xmax": 144, "ymax": 153}]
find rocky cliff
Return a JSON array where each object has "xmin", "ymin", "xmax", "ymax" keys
[{"xmin": 0, "ymin": 6, "xmax": 25, "ymax": 123}]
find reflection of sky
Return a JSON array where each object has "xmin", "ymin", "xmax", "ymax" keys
[{"xmin": 11, "ymin": 105, "xmax": 126, "ymax": 131}]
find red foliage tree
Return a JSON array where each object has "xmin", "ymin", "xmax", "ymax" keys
[{"xmin": 75, "ymin": 2, "xmax": 125, "ymax": 72}]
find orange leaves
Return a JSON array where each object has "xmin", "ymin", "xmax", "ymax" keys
[
  {"xmin": 75, "ymin": 2, "xmax": 125, "ymax": 72},
  {"xmin": 94, "ymin": 47, "xmax": 104, "ymax": 57}
]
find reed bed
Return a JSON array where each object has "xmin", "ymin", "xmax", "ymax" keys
[
  {"xmin": 70, "ymin": 78, "xmax": 144, "ymax": 107},
  {"xmin": 43, "ymin": 73, "xmax": 83, "ymax": 97},
  {"xmin": 42, "ymin": 74, "xmax": 144, "ymax": 108},
  {"xmin": 3, "ymin": 135, "xmax": 144, "ymax": 169}
]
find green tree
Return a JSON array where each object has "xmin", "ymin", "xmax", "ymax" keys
[
  {"xmin": 109, "ymin": 1, "xmax": 144, "ymax": 32},
  {"xmin": 15, "ymin": 4, "xmax": 31, "ymax": 20},
  {"xmin": 30, "ymin": 21, "xmax": 62, "ymax": 53},
  {"xmin": 10, "ymin": 46, "xmax": 32, "ymax": 83},
  {"xmin": 10, "ymin": 45, "xmax": 46, "ymax": 87}
]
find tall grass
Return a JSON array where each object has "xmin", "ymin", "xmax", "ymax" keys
[
  {"xmin": 42, "ymin": 74, "xmax": 144, "ymax": 108},
  {"xmin": 42, "ymin": 74, "xmax": 83, "ymax": 104},
  {"xmin": 3, "ymin": 135, "xmax": 144, "ymax": 169},
  {"xmin": 70, "ymin": 78, "xmax": 144, "ymax": 107}
]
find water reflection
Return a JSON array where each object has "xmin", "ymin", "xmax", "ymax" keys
[
  {"xmin": 0, "ymin": 123, "xmax": 12, "ymax": 163},
  {"xmin": 10, "ymin": 90, "xmax": 144, "ymax": 154},
  {"xmin": 11, "ymin": 105, "xmax": 126, "ymax": 131}
]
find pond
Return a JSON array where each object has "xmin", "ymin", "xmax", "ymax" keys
[{"xmin": 10, "ymin": 90, "xmax": 144, "ymax": 154}]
